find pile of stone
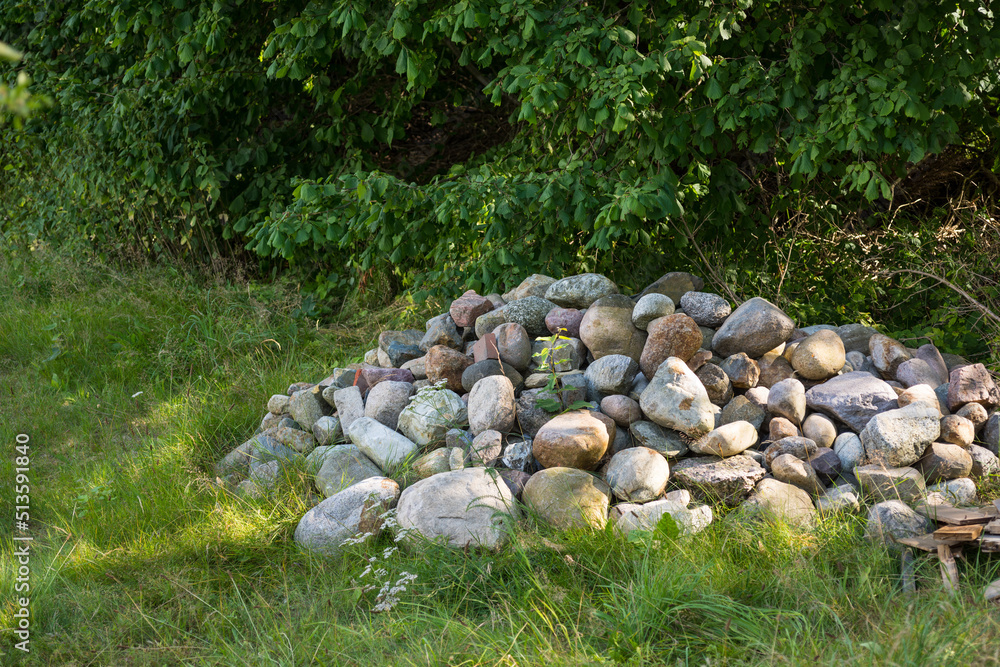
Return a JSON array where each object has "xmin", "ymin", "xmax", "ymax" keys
[{"xmin": 213, "ymin": 271, "xmax": 1000, "ymax": 556}]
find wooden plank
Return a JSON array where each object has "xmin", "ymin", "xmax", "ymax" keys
[
  {"xmin": 937, "ymin": 544, "xmax": 959, "ymax": 595},
  {"xmin": 993, "ymin": 499, "xmax": 1000, "ymax": 515},
  {"xmin": 914, "ymin": 502, "xmax": 993, "ymax": 525},
  {"xmin": 933, "ymin": 524, "xmax": 984, "ymax": 541},
  {"xmin": 981, "ymin": 535, "xmax": 1000, "ymax": 552},
  {"xmin": 984, "ymin": 520, "xmax": 1000, "ymax": 535},
  {"xmin": 897, "ymin": 533, "xmax": 964, "ymax": 552}
]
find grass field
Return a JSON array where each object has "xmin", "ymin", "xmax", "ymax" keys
[{"xmin": 3, "ymin": 247, "xmax": 1000, "ymax": 666}]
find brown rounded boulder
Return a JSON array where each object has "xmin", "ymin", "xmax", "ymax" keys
[
  {"xmin": 425, "ymin": 345, "xmax": 473, "ymax": 392},
  {"xmin": 639, "ymin": 313, "xmax": 702, "ymax": 379},
  {"xmin": 532, "ymin": 410, "xmax": 611, "ymax": 470}
]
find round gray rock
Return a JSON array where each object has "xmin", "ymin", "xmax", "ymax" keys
[
  {"xmin": 711, "ymin": 297, "xmax": 795, "ymax": 359},
  {"xmin": 632, "ymin": 293, "xmax": 675, "ymax": 331},
  {"xmin": 544, "ymin": 273, "xmax": 619, "ymax": 309},
  {"xmin": 363, "ymin": 380, "xmax": 414, "ymax": 430},
  {"xmin": 585, "ymin": 354, "xmax": 640, "ymax": 397},
  {"xmin": 864, "ymin": 500, "xmax": 933, "ymax": 550},
  {"xmin": 605, "ymin": 447, "xmax": 670, "ymax": 503},
  {"xmin": 468, "ymin": 375, "xmax": 517, "ymax": 435},
  {"xmin": 679, "ymin": 292, "xmax": 731, "ymax": 327}
]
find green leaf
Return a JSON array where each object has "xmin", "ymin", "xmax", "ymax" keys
[{"xmin": 705, "ymin": 77, "xmax": 723, "ymax": 100}]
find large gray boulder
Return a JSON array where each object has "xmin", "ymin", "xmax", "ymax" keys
[
  {"xmin": 585, "ymin": 354, "xmax": 640, "ymax": 399},
  {"xmin": 544, "ymin": 273, "xmax": 619, "ymax": 309},
  {"xmin": 805, "ymin": 372, "xmax": 899, "ymax": 432},
  {"xmin": 859, "ymin": 404, "xmax": 940, "ymax": 467},
  {"xmin": 294, "ymin": 477, "xmax": 400, "ymax": 556},
  {"xmin": 396, "ymin": 468, "xmax": 520, "ymax": 549},
  {"xmin": 639, "ymin": 357, "xmax": 716, "ymax": 437},
  {"xmin": 502, "ymin": 296, "xmax": 558, "ymax": 338},
  {"xmin": 711, "ymin": 297, "xmax": 795, "ymax": 359}
]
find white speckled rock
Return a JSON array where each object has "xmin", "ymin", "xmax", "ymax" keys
[
  {"xmin": 611, "ymin": 498, "xmax": 712, "ymax": 536},
  {"xmin": 679, "ymin": 292, "xmax": 731, "ymax": 327},
  {"xmin": 859, "ymin": 404, "xmax": 940, "ymax": 467},
  {"xmin": 396, "ymin": 385, "xmax": 468, "ymax": 447}
]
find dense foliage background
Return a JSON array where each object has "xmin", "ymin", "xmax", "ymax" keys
[{"xmin": 2, "ymin": 0, "xmax": 999, "ymax": 358}]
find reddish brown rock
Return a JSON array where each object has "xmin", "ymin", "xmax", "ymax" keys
[
  {"xmin": 450, "ymin": 290, "xmax": 494, "ymax": 327},
  {"xmin": 356, "ymin": 367, "xmax": 415, "ymax": 395},
  {"xmin": 947, "ymin": 363, "xmax": 1000, "ymax": 412},
  {"xmin": 545, "ymin": 307, "xmax": 584, "ymax": 338},
  {"xmin": 769, "ymin": 417, "xmax": 800, "ymax": 441},
  {"xmin": 472, "ymin": 333, "xmax": 500, "ymax": 363},
  {"xmin": 639, "ymin": 313, "xmax": 702, "ymax": 379},
  {"xmin": 687, "ymin": 349, "xmax": 713, "ymax": 372},
  {"xmin": 425, "ymin": 345, "xmax": 474, "ymax": 392},
  {"xmin": 758, "ymin": 354, "xmax": 795, "ymax": 388}
]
